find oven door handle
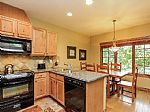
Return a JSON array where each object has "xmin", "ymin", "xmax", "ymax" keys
[
  {"xmin": 0, "ymin": 47, "xmax": 24, "ymax": 52},
  {"xmin": 3, "ymin": 80, "xmax": 30, "ymax": 86}
]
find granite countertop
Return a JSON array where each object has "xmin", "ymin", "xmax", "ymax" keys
[{"xmin": 33, "ymin": 68, "xmax": 108, "ymax": 83}]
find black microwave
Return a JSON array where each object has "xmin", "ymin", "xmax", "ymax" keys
[{"xmin": 0, "ymin": 36, "xmax": 31, "ymax": 54}]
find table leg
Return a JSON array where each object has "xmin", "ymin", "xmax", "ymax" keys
[{"xmin": 112, "ymin": 77, "xmax": 116, "ymax": 94}]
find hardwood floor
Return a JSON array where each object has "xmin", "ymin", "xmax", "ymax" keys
[{"xmin": 107, "ymin": 90, "xmax": 150, "ymax": 112}]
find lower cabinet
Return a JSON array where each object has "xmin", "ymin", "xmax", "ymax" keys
[
  {"xmin": 49, "ymin": 73, "xmax": 64, "ymax": 105},
  {"xmin": 56, "ymin": 80, "xmax": 64, "ymax": 105},
  {"xmin": 34, "ymin": 72, "xmax": 47, "ymax": 100},
  {"xmin": 50, "ymin": 77, "xmax": 57, "ymax": 99},
  {"xmin": 34, "ymin": 72, "xmax": 64, "ymax": 105}
]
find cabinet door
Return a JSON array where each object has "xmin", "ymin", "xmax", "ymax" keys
[
  {"xmin": 32, "ymin": 28, "xmax": 46, "ymax": 56},
  {"xmin": 50, "ymin": 77, "xmax": 57, "ymax": 99},
  {"xmin": 56, "ymin": 80, "xmax": 64, "ymax": 105},
  {"xmin": 0, "ymin": 16, "xmax": 15, "ymax": 36},
  {"xmin": 46, "ymin": 32, "xmax": 57, "ymax": 56},
  {"xmin": 40, "ymin": 78, "xmax": 47, "ymax": 97},
  {"xmin": 17, "ymin": 21, "xmax": 32, "ymax": 39},
  {"xmin": 34, "ymin": 78, "xmax": 40, "ymax": 100},
  {"xmin": 34, "ymin": 78, "xmax": 46, "ymax": 100}
]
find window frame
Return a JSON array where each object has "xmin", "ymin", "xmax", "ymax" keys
[{"xmin": 100, "ymin": 36, "xmax": 150, "ymax": 77}]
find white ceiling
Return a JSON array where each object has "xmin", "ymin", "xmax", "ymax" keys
[{"xmin": 1, "ymin": 0, "xmax": 150, "ymax": 36}]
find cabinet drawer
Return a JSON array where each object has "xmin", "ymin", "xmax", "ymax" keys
[
  {"xmin": 35, "ymin": 72, "xmax": 47, "ymax": 79},
  {"xmin": 50, "ymin": 73, "xmax": 56, "ymax": 78},
  {"xmin": 56, "ymin": 75, "xmax": 64, "ymax": 82}
]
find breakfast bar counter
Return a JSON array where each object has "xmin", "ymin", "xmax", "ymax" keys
[{"xmin": 33, "ymin": 68, "xmax": 107, "ymax": 112}]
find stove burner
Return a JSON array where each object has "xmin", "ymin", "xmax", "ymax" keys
[{"xmin": 0, "ymin": 70, "xmax": 34, "ymax": 80}]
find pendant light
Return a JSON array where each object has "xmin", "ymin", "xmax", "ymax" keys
[
  {"xmin": 86, "ymin": 0, "xmax": 93, "ymax": 5},
  {"xmin": 109, "ymin": 20, "xmax": 120, "ymax": 52}
]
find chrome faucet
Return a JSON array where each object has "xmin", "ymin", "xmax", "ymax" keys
[{"xmin": 64, "ymin": 63, "xmax": 72, "ymax": 73}]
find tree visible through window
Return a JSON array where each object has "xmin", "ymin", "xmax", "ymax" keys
[
  {"xmin": 101, "ymin": 44, "xmax": 150, "ymax": 75},
  {"xmin": 117, "ymin": 46, "xmax": 132, "ymax": 71},
  {"xmin": 102, "ymin": 48, "xmax": 114, "ymax": 63},
  {"xmin": 135, "ymin": 44, "xmax": 150, "ymax": 74}
]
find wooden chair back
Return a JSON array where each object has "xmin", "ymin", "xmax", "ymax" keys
[
  {"xmin": 86, "ymin": 63, "xmax": 96, "ymax": 72},
  {"xmin": 110, "ymin": 62, "xmax": 122, "ymax": 71},
  {"xmin": 132, "ymin": 66, "xmax": 138, "ymax": 88},
  {"xmin": 80, "ymin": 62, "xmax": 87, "ymax": 70},
  {"xmin": 97, "ymin": 63, "xmax": 109, "ymax": 74}
]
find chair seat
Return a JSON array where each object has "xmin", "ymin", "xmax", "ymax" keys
[{"xmin": 118, "ymin": 80, "xmax": 132, "ymax": 87}]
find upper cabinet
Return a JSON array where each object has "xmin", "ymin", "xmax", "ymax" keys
[
  {"xmin": 46, "ymin": 32, "xmax": 57, "ymax": 56},
  {"xmin": 32, "ymin": 28, "xmax": 46, "ymax": 56},
  {"xmin": 17, "ymin": 21, "xmax": 32, "ymax": 39},
  {"xmin": 0, "ymin": 16, "xmax": 16, "ymax": 36},
  {"xmin": 32, "ymin": 28, "xmax": 57, "ymax": 56},
  {"xmin": 0, "ymin": 2, "xmax": 32, "ymax": 40}
]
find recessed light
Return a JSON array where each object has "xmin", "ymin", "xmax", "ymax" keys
[
  {"xmin": 67, "ymin": 12, "xmax": 72, "ymax": 17},
  {"xmin": 86, "ymin": 0, "xmax": 93, "ymax": 5}
]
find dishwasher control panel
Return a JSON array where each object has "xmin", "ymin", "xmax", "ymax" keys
[{"xmin": 64, "ymin": 76, "xmax": 86, "ymax": 89}]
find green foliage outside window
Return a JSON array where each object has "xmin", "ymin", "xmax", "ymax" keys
[{"xmin": 117, "ymin": 46, "xmax": 132, "ymax": 71}]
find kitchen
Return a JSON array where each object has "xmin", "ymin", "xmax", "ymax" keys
[{"xmin": 0, "ymin": 0, "xmax": 150, "ymax": 112}]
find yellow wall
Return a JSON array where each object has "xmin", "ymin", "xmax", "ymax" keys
[
  {"xmin": 30, "ymin": 17, "xmax": 90, "ymax": 69},
  {"xmin": 90, "ymin": 23, "xmax": 150, "ymax": 89}
]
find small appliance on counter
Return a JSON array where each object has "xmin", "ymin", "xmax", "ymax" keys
[
  {"xmin": 37, "ymin": 60, "xmax": 46, "ymax": 69},
  {"xmin": 4, "ymin": 64, "xmax": 14, "ymax": 74}
]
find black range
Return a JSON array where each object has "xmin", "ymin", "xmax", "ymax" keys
[{"xmin": 0, "ymin": 70, "xmax": 34, "ymax": 112}]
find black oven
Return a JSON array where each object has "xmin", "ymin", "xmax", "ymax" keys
[
  {"xmin": 0, "ymin": 36, "xmax": 31, "ymax": 54},
  {"xmin": 65, "ymin": 76, "xmax": 86, "ymax": 112},
  {"xmin": 0, "ymin": 72, "xmax": 34, "ymax": 112}
]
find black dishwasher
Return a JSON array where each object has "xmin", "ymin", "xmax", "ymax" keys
[{"xmin": 65, "ymin": 76, "xmax": 86, "ymax": 112}]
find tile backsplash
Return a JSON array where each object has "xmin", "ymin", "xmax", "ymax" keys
[{"xmin": 0, "ymin": 55, "xmax": 53, "ymax": 71}]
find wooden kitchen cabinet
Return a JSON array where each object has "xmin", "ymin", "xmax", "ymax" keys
[
  {"xmin": 32, "ymin": 29, "xmax": 57, "ymax": 56},
  {"xmin": 56, "ymin": 80, "xmax": 64, "ymax": 105},
  {"xmin": 49, "ymin": 73, "xmax": 64, "ymax": 105},
  {"xmin": 0, "ymin": 16, "xmax": 16, "ymax": 36},
  {"xmin": 46, "ymin": 32, "xmax": 57, "ymax": 56},
  {"xmin": 34, "ymin": 78, "xmax": 46, "ymax": 99},
  {"xmin": 50, "ymin": 77, "xmax": 57, "ymax": 99},
  {"xmin": 32, "ymin": 28, "xmax": 46, "ymax": 56},
  {"xmin": 34, "ymin": 72, "xmax": 47, "ymax": 100},
  {"xmin": 0, "ymin": 15, "xmax": 32, "ymax": 39},
  {"xmin": 17, "ymin": 21, "xmax": 32, "ymax": 39}
]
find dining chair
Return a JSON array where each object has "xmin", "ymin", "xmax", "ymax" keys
[
  {"xmin": 80, "ymin": 62, "xmax": 87, "ymax": 70},
  {"xmin": 96, "ymin": 63, "xmax": 109, "ymax": 74},
  {"xmin": 110, "ymin": 62, "xmax": 122, "ymax": 82},
  {"xmin": 86, "ymin": 63, "xmax": 96, "ymax": 72},
  {"xmin": 96, "ymin": 63, "xmax": 114, "ymax": 97},
  {"xmin": 117, "ymin": 67, "xmax": 138, "ymax": 102},
  {"xmin": 110, "ymin": 62, "xmax": 122, "ymax": 71}
]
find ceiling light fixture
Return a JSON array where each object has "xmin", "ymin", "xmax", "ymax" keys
[
  {"xmin": 109, "ymin": 20, "xmax": 120, "ymax": 52},
  {"xmin": 67, "ymin": 12, "xmax": 72, "ymax": 16},
  {"xmin": 86, "ymin": 0, "xmax": 93, "ymax": 5}
]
